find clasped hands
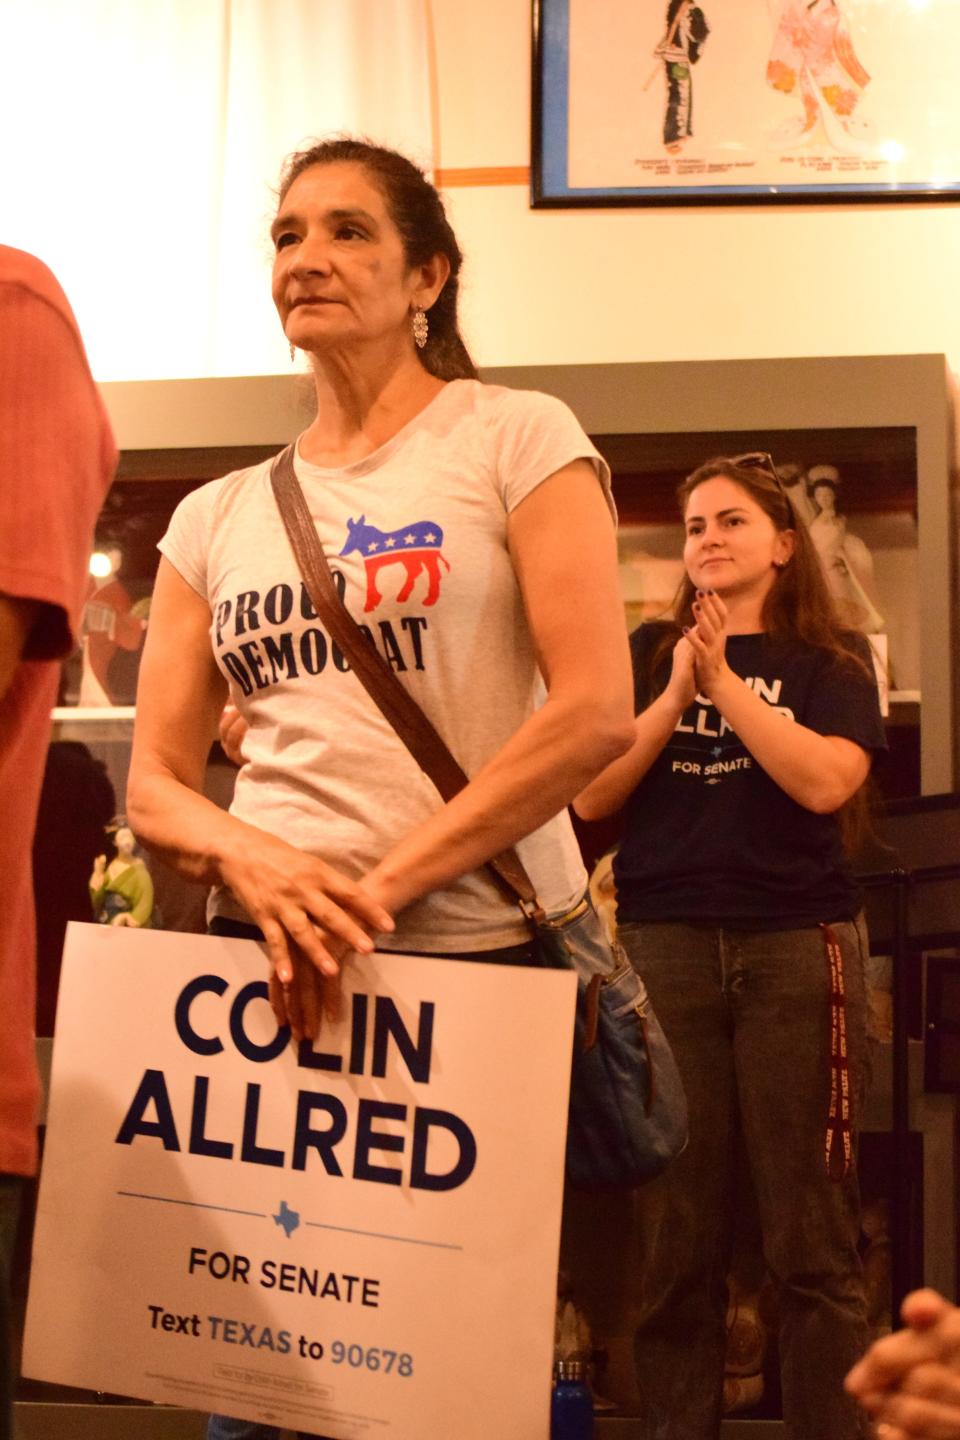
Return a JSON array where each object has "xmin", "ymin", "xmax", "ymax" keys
[
  {"xmin": 216, "ymin": 702, "xmax": 397, "ymax": 1041},
  {"xmin": 845, "ymin": 1289, "xmax": 960, "ymax": 1439},
  {"xmin": 666, "ymin": 588, "xmax": 731, "ymax": 708},
  {"xmin": 217, "ymin": 828, "xmax": 395, "ymax": 1045}
]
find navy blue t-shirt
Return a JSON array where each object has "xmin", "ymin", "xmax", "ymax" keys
[{"xmin": 613, "ymin": 624, "xmax": 887, "ymax": 929}]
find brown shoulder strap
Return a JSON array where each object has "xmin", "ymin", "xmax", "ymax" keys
[{"xmin": 269, "ymin": 444, "xmax": 543, "ymax": 916}]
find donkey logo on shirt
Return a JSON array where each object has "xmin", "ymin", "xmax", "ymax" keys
[{"xmin": 339, "ymin": 515, "xmax": 450, "ymax": 613}]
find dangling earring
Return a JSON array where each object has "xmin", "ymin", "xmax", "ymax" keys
[
  {"xmin": 289, "ymin": 342, "xmax": 296, "ymax": 363},
  {"xmin": 412, "ymin": 306, "xmax": 429, "ymax": 350}
]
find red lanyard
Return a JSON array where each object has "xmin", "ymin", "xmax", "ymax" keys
[{"xmin": 823, "ymin": 923, "xmax": 852, "ymax": 1181}]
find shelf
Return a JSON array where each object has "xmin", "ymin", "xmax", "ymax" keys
[
  {"xmin": 50, "ymin": 707, "xmax": 135, "ymax": 743},
  {"xmin": 52, "ymin": 707, "xmax": 136, "ymax": 722}
]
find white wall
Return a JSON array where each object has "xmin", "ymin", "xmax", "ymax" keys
[
  {"xmin": 1, "ymin": 1, "xmax": 433, "ymax": 383},
  {"xmin": 431, "ymin": 0, "xmax": 960, "ymax": 375}
]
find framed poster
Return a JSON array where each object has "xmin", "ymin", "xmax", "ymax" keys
[{"xmin": 532, "ymin": 0, "xmax": 960, "ymax": 206}]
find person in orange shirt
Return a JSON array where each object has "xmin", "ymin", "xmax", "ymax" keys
[
  {"xmin": 654, "ymin": 0, "xmax": 710, "ymax": 153},
  {"xmin": 0, "ymin": 247, "xmax": 116, "ymax": 1440}
]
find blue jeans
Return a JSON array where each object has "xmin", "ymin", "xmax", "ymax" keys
[
  {"xmin": 620, "ymin": 918, "xmax": 870, "ymax": 1440},
  {"xmin": 206, "ymin": 928, "xmax": 536, "ymax": 1440},
  {"xmin": 0, "ymin": 1175, "xmax": 23, "ymax": 1440}
]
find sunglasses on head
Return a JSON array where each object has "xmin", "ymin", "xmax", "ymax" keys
[{"xmin": 730, "ymin": 451, "xmax": 788, "ymax": 498}]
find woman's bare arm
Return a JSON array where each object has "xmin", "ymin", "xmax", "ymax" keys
[
  {"xmin": 362, "ymin": 460, "xmax": 635, "ymax": 913},
  {"xmin": 574, "ymin": 636, "xmax": 697, "ymax": 820}
]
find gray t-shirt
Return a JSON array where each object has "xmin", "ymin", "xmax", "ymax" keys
[{"xmin": 159, "ymin": 379, "xmax": 613, "ymax": 950}]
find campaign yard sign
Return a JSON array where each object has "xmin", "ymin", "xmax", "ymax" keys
[{"xmin": 24, "ymin": 924, "xmax": 576, "ymax": 1439}]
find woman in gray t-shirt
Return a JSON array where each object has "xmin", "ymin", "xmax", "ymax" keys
[{"xmin": 128, "ymin": 146, "xmax": 634, "ymax": 1440}]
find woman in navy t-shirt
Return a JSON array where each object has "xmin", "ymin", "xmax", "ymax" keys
[{"xmin": 575, "ymin": 453, "xmax": 886, "ymax": 1440}]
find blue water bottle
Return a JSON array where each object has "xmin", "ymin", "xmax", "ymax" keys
[{"xmin": 551, "ymin": 1358, "xmax": 594, "ymax": 1440}]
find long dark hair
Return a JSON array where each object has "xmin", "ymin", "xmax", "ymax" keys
[
  {"xmin": 277, "ymin": 137, "xmax": 478, "ymax": 383},
  {"xmin": 672, "ymin": 456, "xmax": 852, "ymax": 651},
  {"xmin": 651, "ymin": 455, "xmax": 875, "ymax": 848},
  {"xmin": 653, "ymin": 457, "xmax": 869, "ymax": 659}
]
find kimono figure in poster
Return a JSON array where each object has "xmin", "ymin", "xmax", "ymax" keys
[
  {"xmin": 766, "ymin": 0, "xmax": 872, "ymax": 153},
  {"xmin": 654, "ymin": 0, "xmax": 710, "ymax": 154}
]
